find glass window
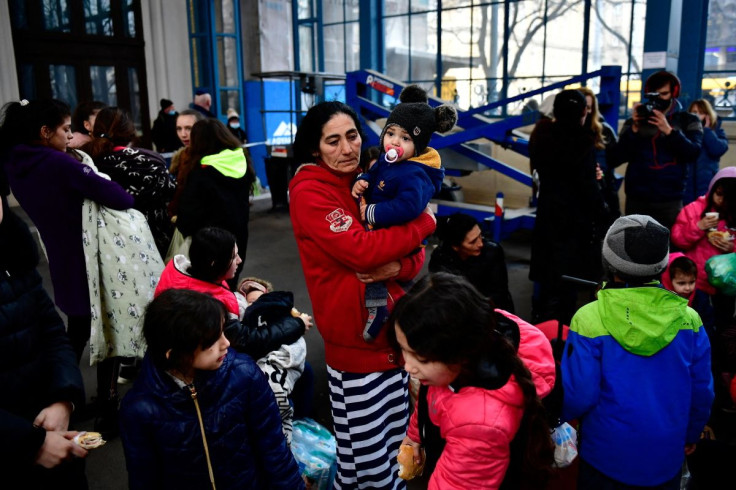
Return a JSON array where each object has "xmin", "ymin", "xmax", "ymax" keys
[
  {"xmin": 9, "ymin": 0, "xmax": 29, "ymax": 30},
  {"xmin": 217, "ymin": 36, "xmax": 239, "ymax": 86},
  {"xmin": 49, "ymin": 64, "xmax": 77, "ymax": 108},
  {"xmin": 704, "ymin": 0, "xmax": 736, "ymax": 72},
  {"xmin": 128, "ymin": 67, "xmax": 141, "ymax": 133},
  {"xmin": 385, "ymin": 16, "xmax": 410, "ymax": 81},
  {"xmin": 298, "ymin": 25, "xmax": 316, "ymax": 72},
  {"xmin": 324, "ymin": 25, "xmax": 345, "ymax": 73},
  {"xmin": 43, "ymin": 0, "xmax": 71, "ymax": 32},
  {"xmin": 84, "ymin": 0, "xmax": 113, "ymax": 36},
  {"xmin": 90, "ymin": 65, "xmax": 117, "ymax": 106},
  {"xmin": 215, "ymin": 0, "xmax": 236, "ymax": 33},
  {"xmin": 345, "ymin": 22, "xmax": 360, "ymax": 72},
  {"xmin": 18, "ymin": 64, "xmax": 37, "ymax": 100},
  {"xmin": 543, "ymin": 1, "xmax": 584, "ymax": 77},
  {"xmin": 122, "ymin": 0, "xmax": 136, "ymax": 37},
  {"xmin": 220, "ymin": 89, "xmax": 241, "ymax": 117}
]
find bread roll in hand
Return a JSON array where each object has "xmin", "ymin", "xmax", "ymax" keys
[{"xmin": 397, "ymin": 443, "xmax": 424, "ymax": 480}]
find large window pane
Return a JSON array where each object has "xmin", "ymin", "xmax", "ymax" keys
[
  {"xmin": 49, "ymin": 65, "xmax": 77, "ymax": 108},
  {"xmin": 702, "ymin": 73, "xmax": 736, "ymax": 118},
  {"xmin": 122, "ymin": 0, "xmax": 136, "ymax": 37},
  {"xmin": 297, "ymin": 0, "xmax": 315, "ymax": 19},
  {"xmin": 298, "ymin": 25, "xmax": 315, "ymax": 72},
  {"xmin": 543, "ymin": 0, "xmax": 584, "ymax": 77},
  {"xmin": 507, "ymin": 1, "xmax": 545, "ymax": 78},
  {"xmin": 90, "ymin": 65, "xmax": 116, "ymax": 106},
  {"xmin": 217, "ymin": 37, "xmax": 239, "ymax": 87},
  {"xmin": 411, "ymin": 11, "xmax": 437, "ymax": 82},
  {"xmin": 385, "ymin": 0, "xmax": 409, "ymax": 16},
  {"xmin": 704, "ymin": 0, "xmax": 736, "ymax": 72},
  {"xmin": 18, "ymin": 64, "xmax": 37, "ymax": 100},
  {"xmin": 345, "ymin": 22, "xmax": 360, "ymax": 72},
  {"xmin": 385, "ymin": 16, "xmax": 410, "ymax": 81},
  {"xmin": 323, "ymin": 0, "xmax": 344, "ymax": 23},
  {"xmin": 220, "ymin": 90, "xmax": 241, "ymax": 117},
  {"xmin": 588, "ymin": 0, "xmax": 633, "ymax": 73},
  {"xmin": 324, "ymin": 25, "xmax": 345, "ymax": 73},
  {"xmin": 215, "ymin": 0, "xmax": 236, "ymax": 33},
  {"xmin": 85, "ymin": 0, "xmax": 113, "ymax": 36},
  {"xmin": 43, "ymin": 0, "xmax": 71, "ymax": 32},
  {"xmin": 128, "ymin": 67, "xmax": 141, "ymax": 133},
  {"xmin": 345, "ymin": 0, "xmax": 359, "ymax": 22},
  {"xmin": 629, "ymin": 0, "xmax": 646, "ymax": 74}
]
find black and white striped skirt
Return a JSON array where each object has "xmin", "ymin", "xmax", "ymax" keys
[{"xmin": 327, "ymin": 366, "xmax": 409, "ymax": 490}]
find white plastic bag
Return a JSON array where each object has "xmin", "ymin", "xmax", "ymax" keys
[{"xmin": 551, "ymin": 422, "xmax": 578, "ymax": 468}]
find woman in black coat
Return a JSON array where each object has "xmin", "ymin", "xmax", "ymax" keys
[
  {"xmin": 428, "ymin": 212, "xmax": 515, "ymax": 312},
  {"xmin": 529, "ymin": 89, "xmax": 609, "ymax": 324},
  {"xmin": 177, "ymin": 119, "xmax": 255, "ymax": 290},
  {"xmin": 0, "ymin": 196, "xmax": 88, "ymax": 488}
]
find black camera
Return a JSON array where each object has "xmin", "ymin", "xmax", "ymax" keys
[{"xmin": 636, "ymin": 92, "xmax": 671, "ymax": 119}]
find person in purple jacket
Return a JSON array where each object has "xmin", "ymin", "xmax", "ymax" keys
[{"xmin": 0, "ymin": 98, "xmax": 134, "ymax": 432}]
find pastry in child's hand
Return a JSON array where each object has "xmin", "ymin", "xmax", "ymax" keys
[
  {"xmin": 708, "ymin": 230, "xmax": 732, "ymax": 241},
  {"xmin": 397, "ymin": 444, "xmax": 424, "ymax": 480},
  {"xmin": 73, "ymin": 431, "xmax": 106, "ymax": 449}
]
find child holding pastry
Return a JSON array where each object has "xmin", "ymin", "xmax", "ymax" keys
[
  {"xmin": 388, "ymin": 273, "xmax": 556, "ymax": 489},
  {"xmin": 672, "ymin": 167, "xmax": 736, "ymax": 324}
]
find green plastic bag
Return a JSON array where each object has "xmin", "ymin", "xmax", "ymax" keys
[{"xmin": 705, "ymin": 253, "xmax": 736, "ymax": 295}]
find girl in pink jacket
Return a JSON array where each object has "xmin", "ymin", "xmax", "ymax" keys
[
  {"xmin": 672, "ymin": 166, "xmax": 736, "ymax": 295},
  {"xmin": 389, "ymin": 272, "xmax": 556, "ymax": 490}
]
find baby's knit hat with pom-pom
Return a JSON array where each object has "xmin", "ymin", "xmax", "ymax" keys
[{"xmin": 381, "ymin": 84, "xmax": 458, "ymax": 155}]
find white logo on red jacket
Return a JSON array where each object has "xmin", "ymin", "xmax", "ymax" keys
[{"xmin": 326, "ymin": 208, "xmax": 353, "ymax": 233}]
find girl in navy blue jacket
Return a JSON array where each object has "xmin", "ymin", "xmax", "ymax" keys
[{"xmin": 120, "ymin": 289, "xmax": 304, "ymax": 490}]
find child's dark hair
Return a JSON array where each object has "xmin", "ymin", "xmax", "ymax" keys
[
  {"xmin": 388, "ymin": 272, "xmax": 554, "ymax": 483},
  {"xmin": 703, "ymin": 178, "xmax": 736, "ymax": 227},
  {"xmin": 71, "ymin": 100, "xmax": 106, "ymax": 134},
  {"xmin": 670, "ymin": 255, "xmax": 698, "ymax": 279},
  {"xmin": 81, "ymin": 106, "xmax": 137, "ymax": 159},
  {"xmin": 0, "ymin": 99, "xmax": 71, "ymax": 155},
  {"xmin": 436, "ymin": 213, "xmax": 480, "ymax": 248},
  {"xmin": 188, "ymin": 227, "xmax": 237, "ymax": 283},
  {"xmin": 143, "ymin": 289, "xmax": 226, "ymax": 374}
]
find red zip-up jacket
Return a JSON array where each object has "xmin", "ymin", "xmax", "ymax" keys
[{"xmin": 289, "ymin": 162, "xmax": 436, "ymax": 372}]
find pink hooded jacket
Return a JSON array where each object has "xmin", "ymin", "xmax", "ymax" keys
[
  {"xmin": 671, "ymin": 167, "xmax": 736, "ymax": 295},
  {"xmin": 406, "ymin": 310, "xmax": 556, "ymax": 490}
]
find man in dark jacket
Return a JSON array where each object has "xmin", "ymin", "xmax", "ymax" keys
[
  {"xmin": 0, "ymin": 197, "xmax": 88, "ymax": 488},
  {"xmin": 150, "ymin": 98, "xmax": 183, "ymax": 154},
  {"xmin": 610, "ymin": 70, "xmax": 703, "ymax": 231}
]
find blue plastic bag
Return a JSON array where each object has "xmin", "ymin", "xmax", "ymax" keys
[{"xmin": 291, "ymin": 418, "xmax": 337, "ymax": 490}]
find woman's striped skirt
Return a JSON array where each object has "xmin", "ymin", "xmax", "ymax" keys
[{"xmin": 327, "ymin": 366, "xmax": 409, "ymax": 490}]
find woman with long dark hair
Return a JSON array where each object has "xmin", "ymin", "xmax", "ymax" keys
[
  {"xmin": 0, "ymin": 98, "xmax": 134, "ymax": 436},
  {"xmin": 82, "ymin": 106, "xmax": 175, "ymax": 256},
  {"xmin": 177, "ymin": 118, "xmax": 255, "ymax": 289}
]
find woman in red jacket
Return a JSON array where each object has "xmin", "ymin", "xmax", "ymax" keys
[
  {"xmin": 289, "ymin": 101, "xmax": 436, "ymax": 489},
  {"xmin": 391, "ymin": 273, "xmax": 556, "ymax": 490}
]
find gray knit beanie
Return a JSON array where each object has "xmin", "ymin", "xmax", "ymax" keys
[{"xmin": 601, "ymin": 214, "xmax": 670, "ymax": 279}]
